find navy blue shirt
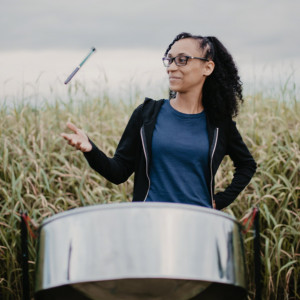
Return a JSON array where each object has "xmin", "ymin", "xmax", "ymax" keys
[{"xmin": 146, "ymin": 100, "xmax": 211, "ymax": 207}]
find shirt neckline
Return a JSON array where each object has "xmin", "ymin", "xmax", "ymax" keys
[{"xmin": 165, "ymin": 99, "xmax": 205, "ymax": 119}]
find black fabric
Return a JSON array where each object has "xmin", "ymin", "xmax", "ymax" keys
[
  {"xmin": 84, "ymin": 98, "xmax": 256, "ymax": 209},
  {"xmin": 189, "ymin": 282, "xmax": 247, "ymax": 300},
  {"xmin": 35, "ymin": 285, "xmax": 91, "ymax": 300}
]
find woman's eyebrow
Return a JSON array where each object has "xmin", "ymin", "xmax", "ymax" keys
[{"xmin": 167, "ymin": 52, "xmax": 187, "ymax": 57}]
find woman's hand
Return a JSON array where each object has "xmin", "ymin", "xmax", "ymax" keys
[
  {"xmin": 213, "ymin": 200, "xmax": 216, "ymax": 209},
  {"xmin": 61, "ymin": 122, "xmax": 92, "ymax": 152}
]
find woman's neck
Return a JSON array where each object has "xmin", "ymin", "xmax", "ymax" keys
[{"xmin": 170, "ymin": 92, "xmax": 204, "ymax": 114}]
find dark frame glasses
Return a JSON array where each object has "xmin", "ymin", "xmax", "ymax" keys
[{"xmin": 162, "ymin": 55, "xmax": 209, "ymax": 67}]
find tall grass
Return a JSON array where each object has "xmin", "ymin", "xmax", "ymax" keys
[{"xmin": 0, "ymin": 84, "xmax": 299, "ymax": 299}]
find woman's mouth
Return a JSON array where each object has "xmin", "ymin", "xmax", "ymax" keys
[{"xmin": 169, "ymin": 76, "xmax": 181, "ymax": 81}]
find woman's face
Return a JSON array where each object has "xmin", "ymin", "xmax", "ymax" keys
[{"xmin": 166, "ymin": 38, "xmax": 214, "ymax": 95}]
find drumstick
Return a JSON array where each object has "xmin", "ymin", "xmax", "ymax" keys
[{"xmin": 64, "ymin": 47, "xmax": 96, "ymax": 84}]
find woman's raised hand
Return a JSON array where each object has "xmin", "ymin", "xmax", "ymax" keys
[{"xmin": 61, "ymin": 122, "xmax": 92, "ymax": 152}]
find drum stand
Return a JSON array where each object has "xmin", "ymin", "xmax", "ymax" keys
[
  {"xmin": 254, "ymin": 208, "xmax": 261, "ymax": 300},
  {"xmin": 20, "ymin": 211, "xmax": 30, "ymax": 300}
]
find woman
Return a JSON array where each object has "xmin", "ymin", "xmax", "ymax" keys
[{"xmin": 61, "ymin": 32, "xmax": 257, "ymax": 210}]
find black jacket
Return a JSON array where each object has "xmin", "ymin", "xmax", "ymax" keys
[{"xmin": 84, "ymin": 98, "xmax": 257, "ymax": 209}]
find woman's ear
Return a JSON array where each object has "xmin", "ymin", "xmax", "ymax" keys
[{"xmin": 204, "ymin": 60, "xmax": 215, "ymax": 76}]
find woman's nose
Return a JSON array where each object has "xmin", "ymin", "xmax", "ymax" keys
[{"xmin": 167, "ymin": 61, "xmax": 178, "ymax": 72}]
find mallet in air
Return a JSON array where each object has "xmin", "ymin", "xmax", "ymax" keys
[{"xmin": 64, "ymin": 47, "xmax": 96, "ymax": 84}]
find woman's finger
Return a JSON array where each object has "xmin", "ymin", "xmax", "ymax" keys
[
  {"xmin": 61, "ymin": 133, "xmax": 77, "ymax": 144},
  {"xmin": 61, "ymin": 133, "xmax": 69, "ymax": 139},
  {"xmin": 66, "ymin": 122, "xmax": 79, "ymax": 134},
  {"xmin": 76, "ymin": 140, "xmax": 82, "ymax": 148}
]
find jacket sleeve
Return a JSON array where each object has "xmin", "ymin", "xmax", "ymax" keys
[
  {"xmin": 214, "ymin": 120, "xmax": 257, "ymax": 209},
  {"xmin": 83, "ymin": 104, "xmax": 143, "ymax": 184}
]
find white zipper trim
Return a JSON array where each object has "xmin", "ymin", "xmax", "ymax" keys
[
  {"xmin": 140, "ymin": 127, "xmax": 151, "ymax": 201},
  {"xmin": 210, "ymin": 128, "xmax": 219, "ymax": 207}
]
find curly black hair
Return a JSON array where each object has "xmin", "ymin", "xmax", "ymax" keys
[{"xmin": 164, "ymin": 32, "xmax": 243, "ymax": 123}]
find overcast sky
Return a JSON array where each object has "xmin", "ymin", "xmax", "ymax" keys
[{"xmin": 1, "ymin": 0, "xmax": 299, "ymax": 100}]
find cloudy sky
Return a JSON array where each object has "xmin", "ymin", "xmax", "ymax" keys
[{"xmin": 1, "ymin": 0, "xmax": 299, "ymax": 101}]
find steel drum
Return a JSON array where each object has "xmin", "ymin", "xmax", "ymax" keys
[{"xmin": 35, "ymin": 203, "xmax": 247, "ymax": 300}]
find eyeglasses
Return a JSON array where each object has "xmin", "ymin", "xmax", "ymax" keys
[{"xmin": 162, "ymin": 55, "xmax": 209, "ymax": 67}]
